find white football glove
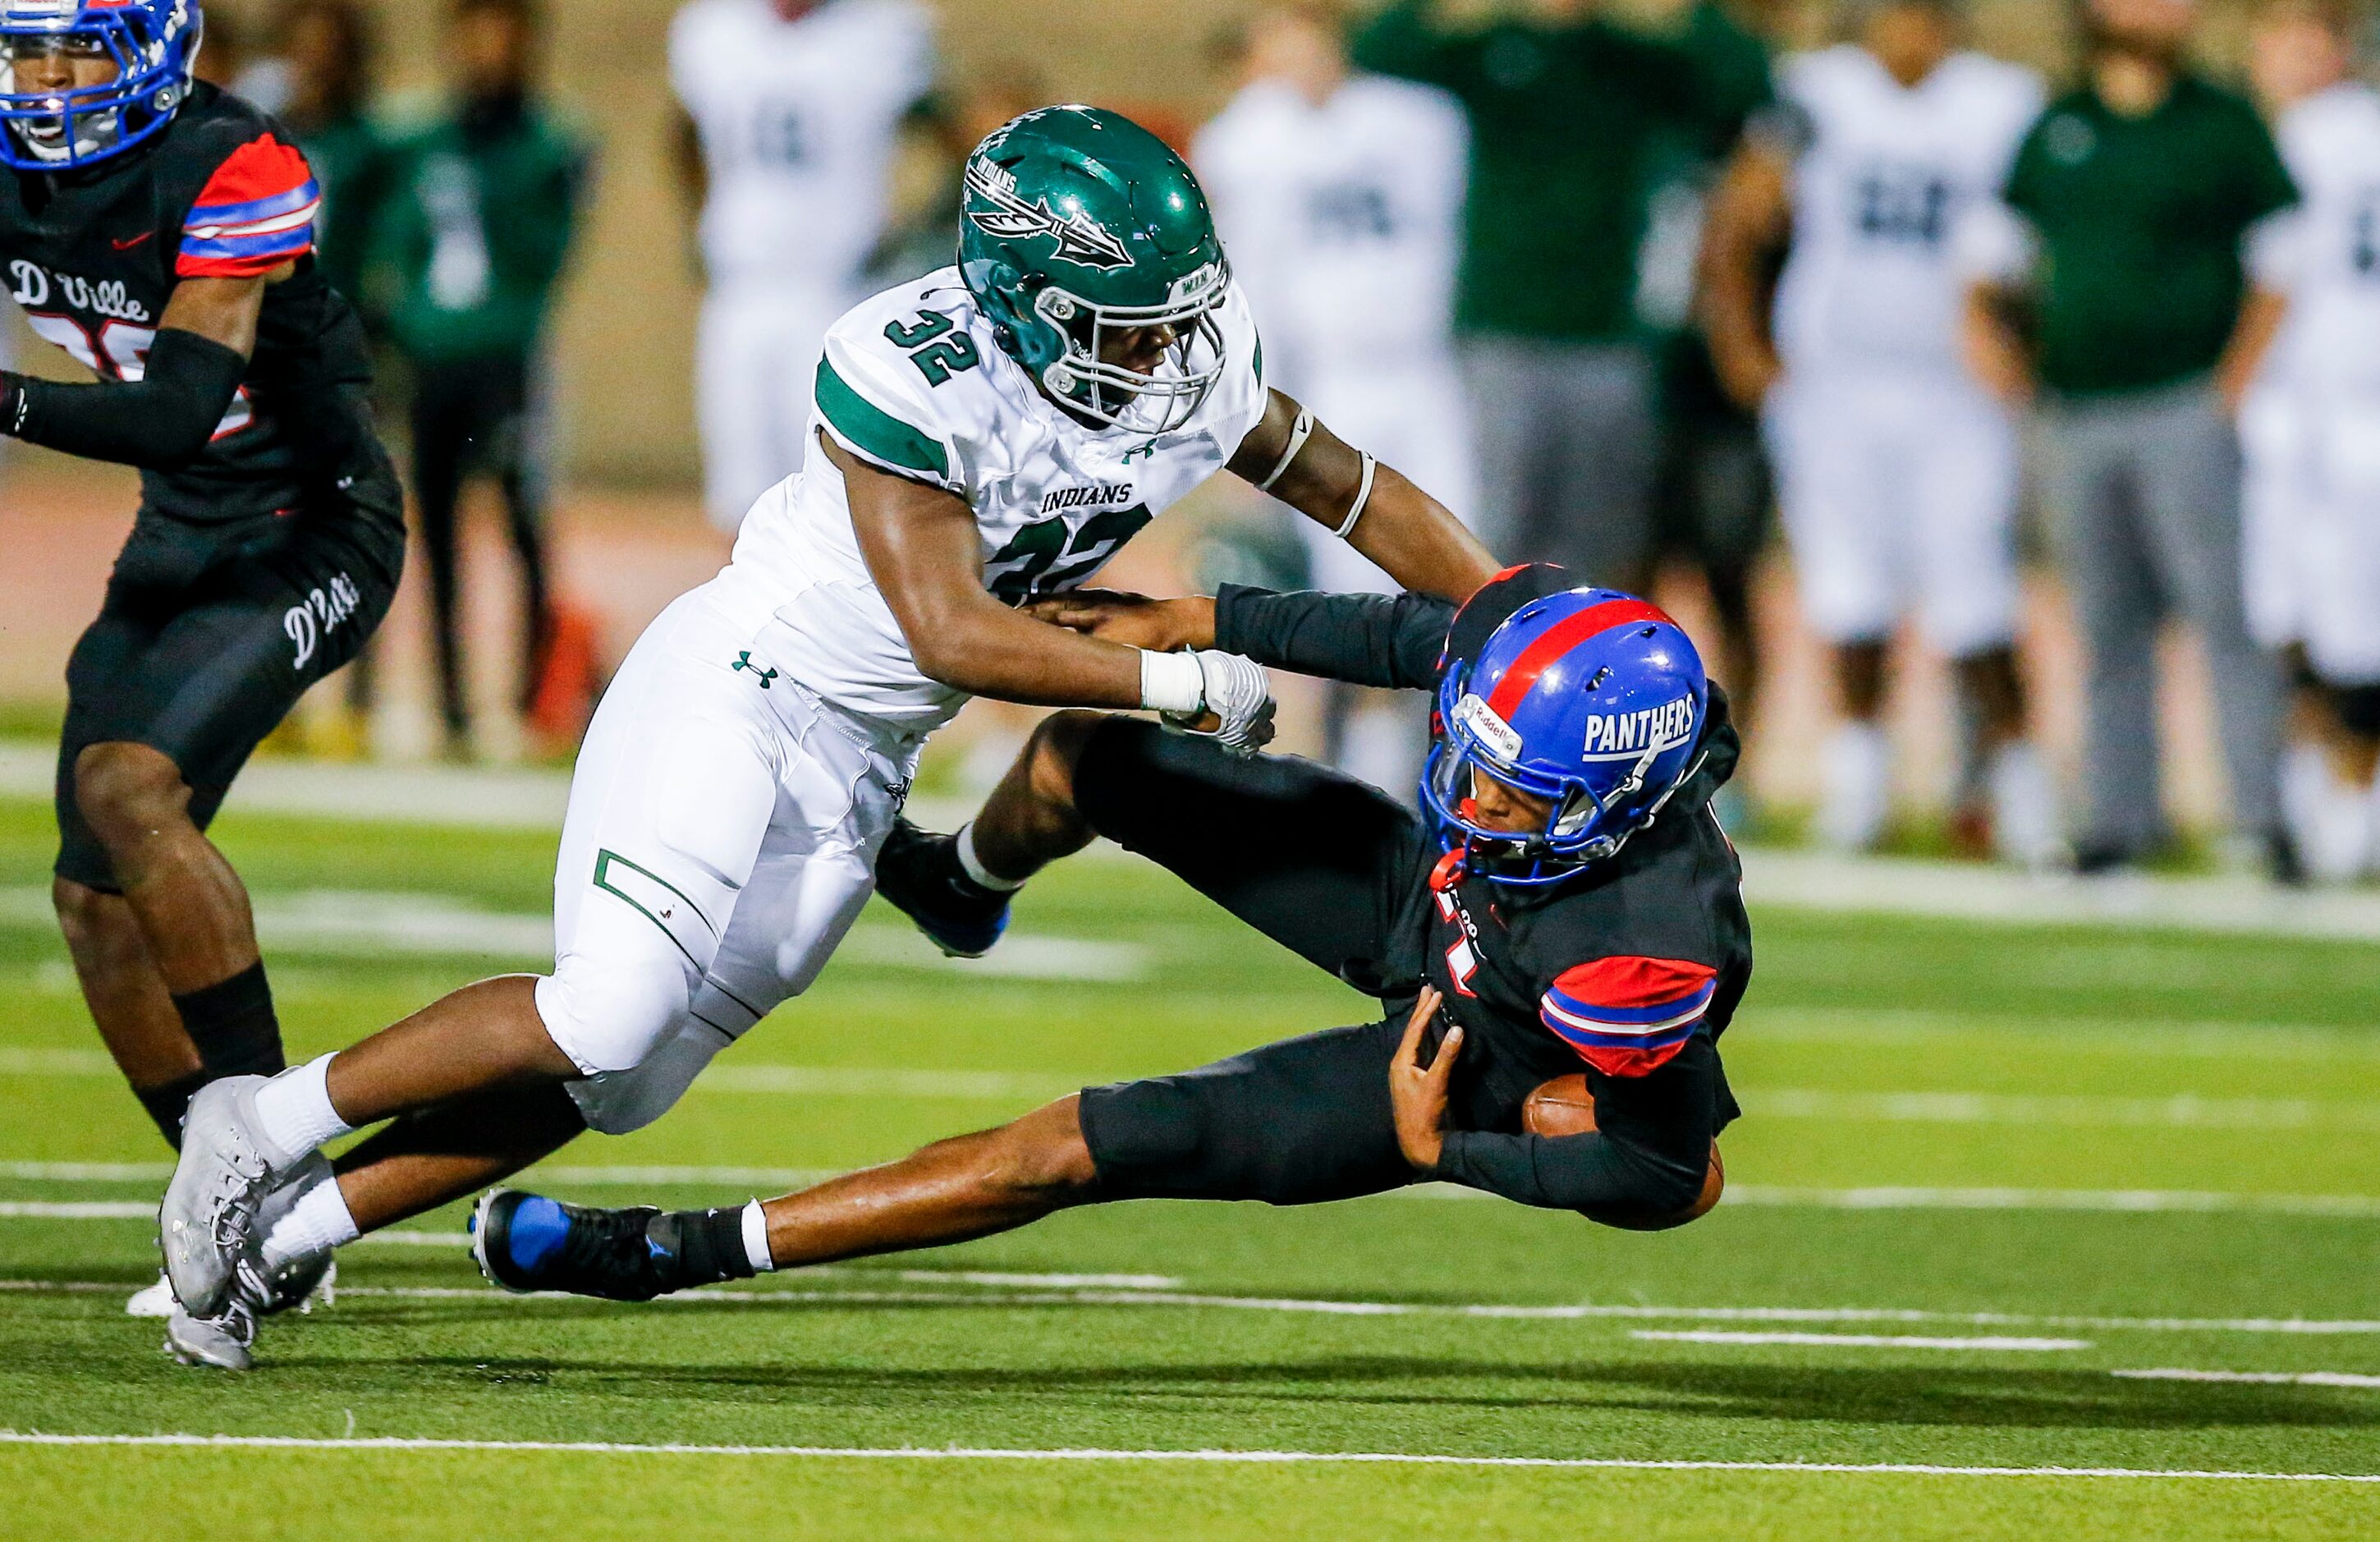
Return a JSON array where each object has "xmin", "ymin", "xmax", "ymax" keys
[{"xmin": 1162, "ymin": 648, "xmax": 1277, "ymax": 756}]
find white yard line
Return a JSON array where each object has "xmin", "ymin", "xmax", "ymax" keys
[
  {"xmin": 4, "ymin": 1277, "xmax": 2378, "ymax": 1338},
  {"xmin": 7, "ymin": 1159, "xmax": 2379, "ymax": 1220},
  {"xmin": 1737, "ymin": 848, "xmax": 2380, "ymax": 940},
  {"xmin": 0, "ymin": 889, "xmax": 1146, "ymax": 981},
  {"xmin": 1630, "ymin": 1331, "xmax": 2088, "ymax": 1351},
  {"xmin": 17, "ymin": 1049, "xmax": 2380, "ymax": 1133},
  {"xmin": 1714, "ymin": 1186, "xmax": 2380, "ymax": 1218},
  {"xmin": 2113, "ymin": 1369, "xmax": 2380, "ymax": 1388},
  {"xmin": 0, "ymin": 1430, "xmax": 2373, "ymax": 1482}
]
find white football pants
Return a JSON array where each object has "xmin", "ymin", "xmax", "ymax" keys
[
  {"xmin": 696, "ymin": 281, "xmax": 846, "ymax": 532},
  {"xmin": 539, "ymin": 578, "xmax": 917, "ymax": 1134},
  {"xmin": 1764, "ymin": 369, "xmax": 2022, "ymax": 658}
]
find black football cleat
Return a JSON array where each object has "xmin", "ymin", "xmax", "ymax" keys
[
  {"xmin": 470, "ymin": 1190, "xmax": 673, "ymax": 1301},
  {"xmin": 872, "ymin": 815, "xmax": 1011, "ymax": 958}
]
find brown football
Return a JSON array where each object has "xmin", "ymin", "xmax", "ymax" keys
[{"xmin": 1522, "ymin": 1073, "xmax": 1725, "ymax": 1229}]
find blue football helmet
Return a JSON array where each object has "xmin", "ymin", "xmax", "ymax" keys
[
  {"xmin": 0, "ymin": 0, "xmax": 201, "ymax": 172},
  {"xmin": 1421, "ymin": 588, "xmax": 1709, "ymax": 886}
]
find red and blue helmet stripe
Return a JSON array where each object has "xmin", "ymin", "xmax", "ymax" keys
[
  {"xmin": 1421, "ymin": 585, "xmax": 1708, "ymax": 887},
  {"xmin": 0, "ymin": 0, "xmax": 200, "ymax": 172}
]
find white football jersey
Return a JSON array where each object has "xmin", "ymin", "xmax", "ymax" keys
[
  {"xmin": 2258, "ymin": 83, "xmax": 2380, "ymax": 395},
  {"xmin": 718, "ymin": 268, "xmax": 1270, "ymax": 731},
  {"xmin": 1769, "ymin": 47, "xmax": 2043, "ymax": 375},
  {"xmin": 1191, "ymin": 76, "xmax": 1466, "ymax": 383},
  {"xmin": 667, "ymin": 0, "xmax": 933, "ymax": 291}
]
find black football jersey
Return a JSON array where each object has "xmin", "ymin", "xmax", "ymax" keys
[
  {"xmin": 0, "ymin": 82, "xmax": 378, "ymax": 525},
  {"xmin": 1214, "ymin": 567, "xmax": 1755, "ymax": 1147}
]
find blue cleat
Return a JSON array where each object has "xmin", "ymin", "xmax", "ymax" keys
[
  {"xmin": 871, "ymin": 816, "xmax": 1011, "ymax": 958},
  {"xmin": 470, "ymin": 1190, "xmax": 672, "ymax": 1301}
]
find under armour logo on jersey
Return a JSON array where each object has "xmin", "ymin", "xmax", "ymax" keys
[
  {"xmin": 731, "ymin": 651, "xmax": 777, "ymax": 687},
  {"xmin": 964, "ymin": 160, "xmax": 1131, "ymax": 269}
]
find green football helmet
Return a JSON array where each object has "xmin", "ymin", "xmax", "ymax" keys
[{"xmin": 959, "ymin": 105, "xmax": 1231, "ymax": 435}]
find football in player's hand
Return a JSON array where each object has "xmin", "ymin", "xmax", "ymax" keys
[
  {"xmin": 1521, "ymin": 1073, "xmax": 1726, "ymax": 1229},
  {"xmin": 1522, "ymin": 1072, "xmax": 1600, "ymax": 1137}
]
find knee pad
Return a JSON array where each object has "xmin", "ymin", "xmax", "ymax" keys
[
  {"xmin": 566, "ymin": 1018, "xmax": 733, "ymax": 1136},
  {"xmin": 534, "ymin": 952, "xmax": 694, "ymax": 1078}
]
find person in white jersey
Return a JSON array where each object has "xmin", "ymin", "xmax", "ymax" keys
[
  {"xmin": 669, "ymin": 0, "xmax": 933, "ymax": 530},
  {"xmin": 155, "ymin": 107, "xmax": 1499, "ymax": 1369},
  {"xmin": 2244, "ymin": 0, "xmax": 2380, "ymax": 879},
  {"xmin": 1702, "ymin": 0, "xmax": 2057, "ymax": 864},
  {"xmin": 1195, "ymin": 0, "xmax": 1474, "ymax": 795}
]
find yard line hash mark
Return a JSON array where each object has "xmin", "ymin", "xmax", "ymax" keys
[{"xmin": 1, "ymin": 1432, "xmax": 2376, "ymax": 1482}]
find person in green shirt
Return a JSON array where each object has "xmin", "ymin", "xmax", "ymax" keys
[
  {"xmin": 276, "ymin": 1, "xmax": 389, "ymax": 324},
  {"xmin": 1353, "ymin": 0, "xmax": 1771, "ymax": 594},
  {"xmin": 372, "ymin": 0, "xmax": 591, "ymax": 758},
  {"xmin": 1964, "ymin": 0, "xmax": 2298, "ymax": 879}
]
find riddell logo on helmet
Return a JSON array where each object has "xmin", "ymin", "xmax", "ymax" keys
[
  {"xmin": 1583, "ymin": 697, "xmax": 1695, "ymax": 760},
  {"xmin": 1454, "ymin": 694, "xmax": 1523, "ymax": 763}
]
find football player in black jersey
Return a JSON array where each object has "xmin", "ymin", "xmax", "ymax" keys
[
  {"xmin": 0, "ymin": 0, "xmax": 402, "ymax": 1319},
  {"xmin": 466, "ymin": 565, "xmax": 1754, "ymax": 1302}
]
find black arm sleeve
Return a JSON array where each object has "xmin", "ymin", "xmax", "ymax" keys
[
  {"xmin": 2, "ymin": 328, "xmax": 246, "ymax": 470},
  {"xmin": 1212, "ymin": 584, "xmax": 1456, "ymax": 691},
  {"xmin": 1433, "ymin": 1035, "xmax": 1726, "ymax": 1216}
]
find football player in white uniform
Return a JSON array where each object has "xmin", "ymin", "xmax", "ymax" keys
[
  {"xmin": 156, "ymin": 107, "xmax": 1497, "ymax": 1367},
  {"xmin": 2245, "ymin": 0, "xmax": 2380, "ymax": 879},
  {"xmin": 1195, "ymin": 1, "xmax": 1474, "ymax": 794},
  {"xmin": 1703, "ymin": 0, "xmax": 2057, "ymax": 863},
  {"xmin": 670, "ymin": 0, "xmax": 934, "ymax": 530}
]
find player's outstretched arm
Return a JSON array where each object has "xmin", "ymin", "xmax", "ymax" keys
[
  {"xmin": 0, "ymin": 268, "xmax": 284, "ymax": 470},
  {"xmin": 832, "ymin": 434, "xmax": 1275, "ymax": 750},
  {"xmin": 1228, "ymin": 388, "xmax": 1497, "ymax": 601}
]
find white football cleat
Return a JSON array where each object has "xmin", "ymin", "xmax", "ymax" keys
[
  {"xmin": 165, "ymin": 1288, "xmax": 259, "ymax": 1371},
  {"xmin": 158, "ymin": 1076, "xmax": 302, "ymax": 1317},
  {"xmin": 125, "ymin": 1273, "xmax": 176, "ymax": 1319}
]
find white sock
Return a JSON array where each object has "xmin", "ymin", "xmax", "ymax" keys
[
  {"xmin": 740, "ymin": 1198, "xmax": 776, "ymax": 1274},
  {"xmin": 259, "ymin": 1172, "xmax": 359, "ymax": 1271},
  {"xmin": 1818, "ymin": 723, "xmax": 1890, "ymax": 851},
  {"xmin": 953, "ymin": 822, "xmax": 1025, "ymax": 892},
  {"xmin": 1988, "ymin": 741, "xmax": 2061, "ymax": 870},
  {"xmin": 2281, "ymin": 742, "xmax": 2331, "ymax": 861},
  {"xmin": 250, "ymin": 1054, "xmax": 357, "ymax": 1158},
  {"xmin": 2304, "ymin": 764, "xmax": 2375, "ymax": 883}
]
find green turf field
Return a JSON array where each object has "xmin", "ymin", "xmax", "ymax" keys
[{"xmin": 2, "ymin": 794, "xmax": 2378, "ymax": 1539}]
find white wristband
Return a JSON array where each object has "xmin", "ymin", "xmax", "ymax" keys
[{"xmin": 1138, "ymin": 646, "xmax": 1206, "ymax": 715}]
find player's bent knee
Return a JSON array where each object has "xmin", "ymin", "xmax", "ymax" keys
[
  {"xmin": 534, "ymin": 953, "xmax": 695, "ymax": 1078},
  {"xmin": 1024, "ymin": 710, "xmax": 1112, "ymax": 809},
  {"xmin": 985, "ymin": 1096, "xmax": 1100, "ymax": 1200},
  {"xmin": 71, "ymin": 743, "xmax": 192, "ymax": 846}
]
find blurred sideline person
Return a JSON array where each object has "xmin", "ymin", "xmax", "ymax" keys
[
  {"xmin": 276, "ymin": 0, "xmax": 393, "ymax": 753},
  {"xmin": 1639, "ymin": 0, "xmax": 1777, "ymax": 813},
  {"xmin": 1704, "ymin": 0, "xmax": 2057, "ymax": 864},
  {"xmin": 374, "ymin": 0, "xmax": 589, "ymax": 759},
  {"xmin": 860, "ymin": 67, "xmax": 1048, "ymax": 290},
  {"xmin": 161, "ymin": 108, "xmax": 1496, "ymax": 1370},
  {"xmin": 0, "ymin": 0, "xmax": 402, "ymax": 1317},
  {"xmin": 2243, "ymin": 0, "xmax": 2380, "ymax": 880},
  {"xmin": 1355, "ymin": 0, "xmax": 1772, "ymax": 595},
  {"xmin": 1963, "ymin": 0, "xmax": 2299, "ymax": 879},
  {"xmin": 1197, "ymin": 0, "xmax": 1474, "ymax": 794},
  {"xmin": 670, "ymin": 0, "xmax": 934, "ymax": 531}
]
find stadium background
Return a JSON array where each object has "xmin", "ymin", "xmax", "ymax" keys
[{"xmin": 0, "ymin": 0, "xmax": 2271, "ymax": 823}]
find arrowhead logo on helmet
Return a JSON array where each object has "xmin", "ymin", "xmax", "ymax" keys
[
  {"xmin": 964, "ymin": 159, "xmax": 1133, "ymax": 271},
  {"xmin": 956, "ymin": 106, "xmax": 1233, "ymax": 435}
]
